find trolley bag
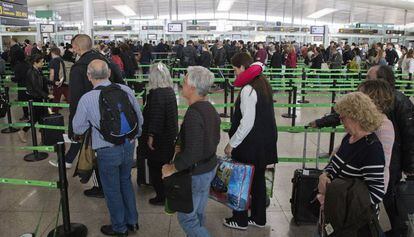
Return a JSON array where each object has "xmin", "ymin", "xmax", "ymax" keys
[
  {"xmin": 210, "ymin": 156, "xmax": 255, "ymax": 211},
  {"xmin": 40, "ymin": 113, "xmax": 64, "ymax": 145},
  {"xmin": 290, "ymin": 128, "xmax": 323, "ymax": 225},
  {"xmin": 396, "ymin": 176, "xmax": 414, "ymax": 223}
]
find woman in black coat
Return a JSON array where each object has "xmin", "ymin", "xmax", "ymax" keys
[
  {"xmin": 270, "ymin": 45, "xmax": 282, "ymax": 68},
  {"xmin": 17, "ymin": 54, "xmax": 54, "ymax": 143},
  {"xmin": 140, "ymin": 43, "xmax": 153, "ymax": 74},
  {"xmin": 138, "ymin": 62, "xmax": 178, "ymax": 205},
  {"xmin": 12, "ymin": 50, "xmax": 31, "ymax": 120}
]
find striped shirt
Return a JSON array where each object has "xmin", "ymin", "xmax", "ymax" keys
[
  {"xmin": 72, "ymin": 80, "xmax": 143, "ymax": 150},
  {"xmin": 324, "ymin": 133, "xmax": 385, "ymax": 205}
]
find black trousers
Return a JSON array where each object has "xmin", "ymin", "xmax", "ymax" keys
[
  {"xmin": 149, "ymin": 165, "xmax": 165, "ymax": 200},
  {"xmin": 383, "ymin": 176, "xmax": 407, "ymax": 237},
  {"xmin": 18, "ymin": 91, "xmax": 29, "ymax": 118},
  {"xmin": 233, "ymin": 167, "xmax": 266, "ymax": 226}
]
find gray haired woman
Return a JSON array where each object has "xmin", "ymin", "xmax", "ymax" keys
[{"xmin": 137, "ymin": 62, "xmax": 178, "ymax": 205}]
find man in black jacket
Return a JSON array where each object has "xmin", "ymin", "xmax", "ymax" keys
[
  {"xmin": 181, "ymin": 40, "xmax": 197, "ymax": 67},
  {"xmin": 9, "ymin": 37, "xmax": 23, "ymax": 69},
  {"xmin": 66, "ymin": 34, "xmax": 123, "ymax": 198},
  {"xmin": 386, "ymin": 43, "xmax": 399, "ymax": 67},
  {"xmin": 309, "ymin": 65, "xmax": 414, "ymax": 237}
]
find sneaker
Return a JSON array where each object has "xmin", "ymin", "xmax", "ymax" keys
[
  {"xmin": 127, "ymin": 223, "xmax": 139, "ymax": 233},
  {"xmin": 84, "ymin": 187, "xmax": 104, "ymax": 198},
  {"xmin": 248, "ymin": 218, "xmax": 265, "ymax": 228},
  {"xmin": 17, "ymin": 130, "xmax": 27, "ymax": 143},
  {"xmin": 49, "ymin": 160, "xmax": 72, "ymax": 169},
  {"xmin": 223, "ymin": 217, "xmax": 247, "ymax": 230}
]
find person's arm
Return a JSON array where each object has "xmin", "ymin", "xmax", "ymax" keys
[
  {"xmin": 361, "ymin": 144, "xmax": 386, "ymax": 205},
  {"xmin": 173, "ymin": 109, "xmax": 204, "ymax": 172},
  {"xmin": 229, "ymin": 86, "xmax": 257, "ymax": 148},
  {"xmin": 72, "ymin": 95, "xmax": 90, "ymax": 135}
]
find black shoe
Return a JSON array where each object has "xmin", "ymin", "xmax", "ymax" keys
[
  {"xmin": 127, "ymin": 223, "xmax": 139, "ymax": 233},
  {"xmin": 84, "ymin": 187, "xmax": 104, "ymax": 198},
  {"xmin": 100, "ymin": 225, "xmax": 128, "ymax": 236},
  {"xmin": 223, "ymin": 217, "xmax": 247, "ymax": 230},
  {"xmin": 149, "ymin": 197, "xmax": 165, "ymax": 206}
]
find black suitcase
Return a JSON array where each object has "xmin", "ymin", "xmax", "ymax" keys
[
  {"xmin": 136, "ymin": 145, "xmax": 151, "ymax": 186},
  {"xmin": 290, "ymin": 128, "xmax": 323, "ymax": 225},
  {"xmin": 397, "ymin": 176, "xmax": 414, "ymax": 222},
  {"xmin": 40, "ymin": 113, "xmax": 64, "ymax": 145}
]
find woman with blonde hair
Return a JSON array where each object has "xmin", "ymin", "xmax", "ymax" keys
[
  {"xmin": 137, "ymin": 62, "xmax": 178, "ymax": 205},
  {"xmin": 318, "ymin": 92, "xmax": 386, "ymax": 236},
  {"xmin": 376, "ymin": 49, "xmax": 388, "ymax": 66}
]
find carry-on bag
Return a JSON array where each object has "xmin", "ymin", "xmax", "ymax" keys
[
  {"xmin": 290, "ymin": 128, "xmax": 323, "ymax": 225},
  {"xmin": 397, "ymin": 176, "xmax": 414, "ymax": 226},
  {"xmin": 209, "ymin": 156, "xmax": 255, "ymax": 211},
  {"xmin": 40, "ymin": 113, "xmax": 64, "ymax": 145}
]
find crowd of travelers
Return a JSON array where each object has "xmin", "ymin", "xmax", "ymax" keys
[{"xmin": 1, "ymin": 35, "xmax": 413, "ymax": 237}]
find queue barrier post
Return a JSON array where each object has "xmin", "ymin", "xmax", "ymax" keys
[
  {"xmin": 219, "ymin": 70, "xmax": 230, "ymax": 118},
  {"xmin": 281, "ymin": 77, "xmax": 296, "ymax": 119},
  {"xmin": 291, "ymin": 86, "xmax": 298, "ymax": 127},
  {"xmin": 1, "ymin": 86, "xmax": 20, "ymax": 134},
  {"xmin": 230, "ymin": 81, "xmax": 235, "ymax": 120},
  {"xmin": 23, "ymin": 100, "xmax": 48, "ymax": 162},
  {"xmin": 297, "ymin": 68, "xmax": 309, "ymax": 104},
  {"xmin": 47, "ymin": 142, "xmax": 88, "ymax": 237}
]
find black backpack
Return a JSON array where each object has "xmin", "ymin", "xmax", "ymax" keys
[{"xmin": 95, "ymin": 84, "xmax": 139, "ymax": 145}]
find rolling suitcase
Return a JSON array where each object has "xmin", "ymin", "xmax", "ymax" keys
[
  {"xmin": 136, "ymin": 145, "xmax": 151, "ymax": 186},
  {"xmin": 290, "ymin": 128, "xmax": 323, "ymax": 225},
  {"xmin": 40, "ymin": 113, "xmax": 64, "ymax": 145}
]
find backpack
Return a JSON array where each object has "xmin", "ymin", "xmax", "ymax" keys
[{"xmin": 95, "ymin": 84, "xmax": 139, "ymax": 145}]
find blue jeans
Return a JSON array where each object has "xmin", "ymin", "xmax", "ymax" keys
[
  {"xmin": 177, "ymin": 168, "xmax": 216, "ymax": 237},
  {"xmin": 96, "ymin": 141, "xmax": 138, "ymax": 233}
]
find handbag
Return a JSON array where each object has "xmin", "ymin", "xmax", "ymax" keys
[
  {"xmin": 164, "ymin": 168, "xmax": 193, "ymax": 214},
  {"xmin": 73, "ymin": 129, "xmax": 95, "ymax": 183}
]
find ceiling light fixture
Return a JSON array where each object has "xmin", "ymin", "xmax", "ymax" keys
[
  {"xmin": 307, "ymin": 8, "xmax": 338, "ymax": 19},
  {"xmin": 217, "ymin": 0, "xmax": 235, "ymax": 12},
  {"xmin": 113, "ymin": 5, "xmax": 136, "ymax": 17}
]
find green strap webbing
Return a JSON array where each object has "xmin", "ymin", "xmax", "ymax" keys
[{"xmin": 0, "ymin": 178, "xmax": 58, "ymax": 188}]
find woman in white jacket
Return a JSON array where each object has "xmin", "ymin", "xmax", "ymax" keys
[{"xmin": 402, "ymin": 49, "xmax": 414, "ymax": 75}]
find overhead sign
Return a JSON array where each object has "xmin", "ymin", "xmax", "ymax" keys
[
  {"xmin": 94, "ymin": 25, "xmax": 132, "ymax": 31},
  {"xmin": 386, "ymin": 30, "xmax": 405, "ymax": 35},
  {"xmin": 5, "ymin": 26, "xmax": 35, "ymax": 31},
  {"xmin": 232, "ymin": 26, "xmax": 255, "ymax": 31},
  {"xmin": 257, "ymin": 26, "xmax": 301, "ymax": 32},
  {"xmin": 141, "ymin": 26, "xmax": 163, "ymax": 30},
  {"xmin": 1, "ymin": 0, "xmax": 27, "ymax": 4},
  {"xmin": 0, "ymin": 16, "xmax": 27, "ymax": 25},
  {"xmin": 35, "ymin": 10, "xmax": 53, "ymax": 18},
  {"xmin": 40, "ymin": 24, "xmax": 54, "ymax": 33},
  {"xmin": 0, "ymin": 1, "xmax": 28, "ymax": 18},
  {"xmin": 186, "ymin": 25, "xmax": 216, "ymax": 31},
  {"xmin": 168, "ymin": 23, "xmax": 182, "ymax": 32},
  {"xmin": 310, "ymin": 26, "xmax": 324, "ymax": 35},
  {"xmin": 57, "ymin": 26, "xmax": 79, "ymax": 31},
  {"xmin": 338, "ymin": 28, "xmax": 379, "ymax": 34}
]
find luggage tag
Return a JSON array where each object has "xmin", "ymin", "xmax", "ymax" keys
[
  {"xmin": 324, "ymin": 223, "xmax": 334, "ymax": 236},
  {"xmin": 302, "ymin": 170, "xmax": 310, "ymax": 176}
]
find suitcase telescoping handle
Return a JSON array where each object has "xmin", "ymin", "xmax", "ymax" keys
[{"xmin": 302, "ymin": 126, "xmax": 321, "ymax": 170}]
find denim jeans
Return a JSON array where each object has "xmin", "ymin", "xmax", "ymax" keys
[
  {"xmin": 177, "ymin": 168, "xmax": 216, "ymax": 237},
  {"xmin": 96, "ymin": 141, "xmax": 138, "ymax": 233}
]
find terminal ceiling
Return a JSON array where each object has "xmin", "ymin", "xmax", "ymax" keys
[{"xmin": 27, "ymin": 0, "xmax": 414, "ymax": 25}]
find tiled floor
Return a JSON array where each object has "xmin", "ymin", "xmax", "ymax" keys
[{"xmin": 0, "ymin": 91, "xmax": 391, "ymax": 237}]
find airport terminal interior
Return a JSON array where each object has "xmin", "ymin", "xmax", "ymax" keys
[{"xmin": 1, "ymin": 0, "xmax": 414, "ymax": 237}]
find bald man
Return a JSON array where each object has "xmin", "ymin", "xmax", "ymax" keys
[
  {"xmin": 309, "ymin": 65, "xmax": 414, "ymax": 236},
  {"xmin": 64, "ymin": 34, "xmax": 123, "ymax": 197},
  {"xmin": 73, "ymin": 59, "xmax": 143, "ymax": 236}
]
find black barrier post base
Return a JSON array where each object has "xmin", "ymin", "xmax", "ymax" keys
[
  {"xmin": 47, "ymin": 223, "xmax": 88, "ymax": 237},
  {"xmin": 318, "ymin": 153, "xmax": 330, "ymax": 159},
  {"xmin": 281, "ymin": 113, "xmax": 297, "ymax": 119},
  {"xmin": 219, "ymin": 113, "xmax": 230, "ymax": 118},
  {"xmin": 24, "ymin": 152, "xmax": 48, "ymax": 162},
  {"xmin": 1, "ymin": 127, "xmax": 19, "ymax": 133}
]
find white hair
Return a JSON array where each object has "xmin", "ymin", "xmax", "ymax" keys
[
  {"xmin": 148, "ymin": 62, "xmax": 173, "ymax": 90},
  {"xmin": 186, "ymin": 66, "xmax": 214, "ymax": 97}
]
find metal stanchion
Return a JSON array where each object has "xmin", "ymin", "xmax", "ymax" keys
[
  {"xmin": 24, "ymin": 100, "xmax": 48, "ymax": 162},
  {"xmin": 230, "ymin": 82, "xmax": 235, "ymax": 120},
  {"xmin": 1, "ymin": 86, "xmax": 19, "ymax": 133},
  {"xmin": 297, "ymin": 68, "xmax": 309, "ymax": 104},
  {"xmin": 219, "ymin": 69, "xmax": 229, "ymax": 118},
  {"xmin": 282, "ymin": 77, "xmax": 296, "ymax": 119},
  {"xmin": 291, "ymin": 86, "xmax": 297, "ymax": 127},
  {"xmin": 48, "ymin": 142, "xmax": 88, "ymax": 237}
]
